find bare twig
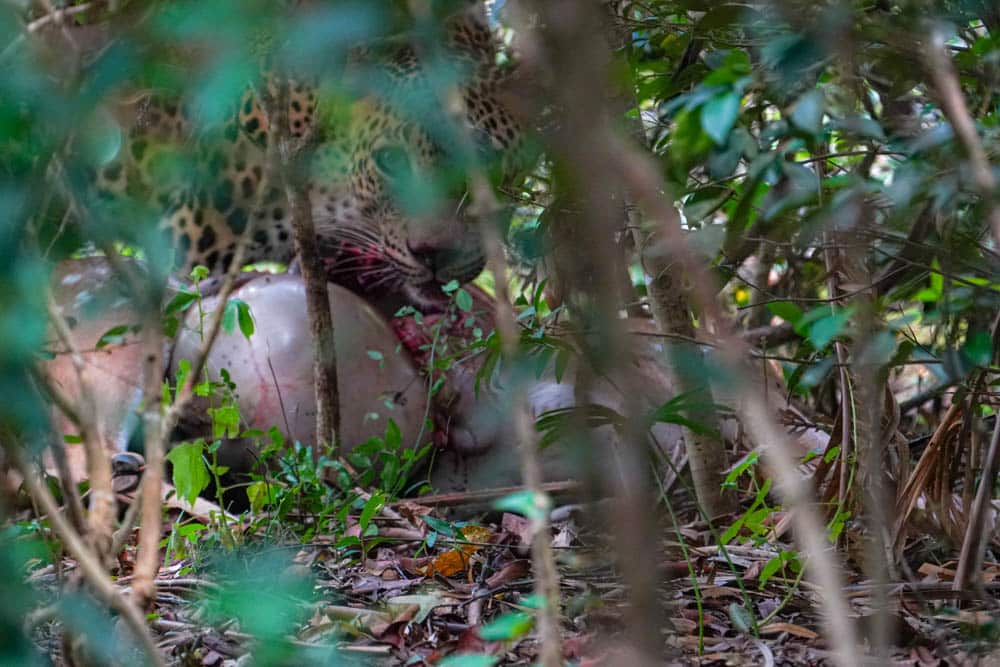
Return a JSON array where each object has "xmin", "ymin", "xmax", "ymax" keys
[
  {"xmin": 509, "ymin": 4, "xmax": 667, "ymax": 660},
  {"xmin": 110, "ymin": 482, "xmax": 143, "ymax": 556},
  {"xmin": 26, "ymin": 3, "xmax": 93, "ymax": 34},
  {"xmin": 7, "ymin": 446, "xmax": 166, "ymax": 667},
  {"xmin": 44, "ymin": 294, "xmax": 115, "ymax": 562},
  {"xmin": 480, "ymin": 216, "xmax": 563, "ymax": 667},
  {"xmin": 610, "ymin": 6, "xmax": 734, "ymax": 521},
  {"xmin": 132, "ymin": 311, "xmax": 166, "ymax": 606},
  {"xmin": 28, "ymin": 369, "xmax": 87, "ymax": 537}
]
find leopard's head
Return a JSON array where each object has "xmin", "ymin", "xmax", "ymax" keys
[
  {"xmin": 104, "ymin": 3, "xmax": 528, "ymax": 305},
  {"xmin": 302, "ymin": 8, "xmax": 527, "ymax": 307}
]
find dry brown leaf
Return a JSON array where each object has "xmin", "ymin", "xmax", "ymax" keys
[
  {"xmin": 700, "ymin": 585, "xmax": 744, "ymax": 599},
  {"xmin": 419, "ymin": 549, "xmax": 470, "ymax": 577},
  {"xmin": 760, "ymin": 622, "xmax": 819, "ymax": 639},
  {"xmin": 486, "ymin": 560, "xmax": 530, "ymax": 588}
]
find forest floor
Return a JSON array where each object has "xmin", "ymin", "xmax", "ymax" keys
[{"xmin": 23, "ymin": 485, "xmax": 1000, "ymax": 666}]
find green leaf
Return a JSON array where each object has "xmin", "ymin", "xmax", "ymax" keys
[
  {"xmin": 359, "ymin": 490, "xmax": 385, "ymax": 533},
  {"xmin": 236, "ymin": 300, "xmax": 255, "ymax": 340},
  {"xmin": 164, "ymin": 289, "xmax": 198, "ymax": 316},
  {"xmin": 765, "ymin": 301, "xmax": 803, "ymax": 325},
  {"xmin": 246, "ymin": 481, "xmax": 278, "ymax": 512},
  {"xmin": 455, "ymin": 288, "xmax": 473, "ymax": 312},
  {"xmin": 698, "ymin": 5, "xmax": 749, "ymax": 30},
  {"xmin": 422, "ymin": 515, "xmax": 456, "ymax": 537},
  {"xmin": 166, "ymin": 441, "xmax": 210, "ymax": 505},
  {"xmin": 208, "ymin": 404, "xmax": 240, "ymax": 439},
  {"xmin": 723, "ymin": 452, "xmax": 759, "ymax": 487},
  {"xmin": 96, "ymin": 324, "xmax": 134, "ymax": 349},
  {"xmin": 493, "ymin": 490, "xmax": 549, "ymax": 521},
  {"xmin": 962, "ymin": 331, "xmax": 993, "ymax": 367},
  {"xmin": 441, "ymin": 279, "xmax": 460, "ymax": 294},
  {"xmin": 478, "ymin": 611, "xmax": 534, "ymax": 641},
  {"xmin": 790, "ymin": 89, "xmax": 824, "ymax": 134},
  {"xmin": 222, "ymin": 299, "xmax": 238, "ymax": 335},
  {"xmin": 758, "ymin": 555, "xmax": 784, "ymax": 588},
  {"xmin": 519, "ymin": 594, "xmax": 546, "ymax": 609},
  {"xmin": 701, "ymin": 91, "xmax": 741, "ymax": 146},
  {"xmin": 808, "ymin": 307, "xmax": 854, "ymax": 349},
  {"xmin": 384, "ymin": 418, "xmax": 402, "ymax": 448},
  {"xmin": 222, "ymin": 298, "xmax": 253, "ymax": 339},
  {"xmin": 721, "ymin": 514, "xmax": 746, "ymax": 544},
  {"xmin": 367, "ymin": 349, "xmax": 384, "ymax": 361},
  {"xmin": 63, "ymin": 434, "xmax": 83, "ymax": 444}
]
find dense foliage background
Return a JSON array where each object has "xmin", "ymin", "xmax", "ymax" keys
[{"xmin": 1, "ymin": 0, "xmax": 999, "ymax": 664}]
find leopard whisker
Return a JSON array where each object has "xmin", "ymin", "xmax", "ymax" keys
[
  {"xmin": 365, "ymin": 272, "xmax": 404, "ymax": 291},
  {"xmin": 326, "ymin": 227, "xmax": 382, "ymax": 245}
]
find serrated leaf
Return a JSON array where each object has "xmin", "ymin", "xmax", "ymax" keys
[
  {"xmin": 166, "ymin": 441, "xmax": 210, "ymax": 505},
  {"xmin": 246, "ymin": 480, "xmax": 278, "ymax": 512},
  {"xmin": 208, "ymin": 404, "xmax": 240, "ymax": 439}
]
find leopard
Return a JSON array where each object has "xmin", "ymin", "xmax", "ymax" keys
[{"xmin": 89, "ymin": 2, "xmax": 527, "ymax": 307}]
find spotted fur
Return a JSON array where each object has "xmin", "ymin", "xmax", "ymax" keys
[{"xmin": 93, "ymin": 4, "xmax": 526, "ymax": 304}]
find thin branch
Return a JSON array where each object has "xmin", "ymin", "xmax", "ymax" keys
[
  {"xmin": 607, "ymin": 137, "xmax": 863, "ymax": 667},
  {"xmin": 257, "ymin": 76, "xmax": 341, "ymax": 454},
  {"xmin": 26, "ymin": 3, "xmax": 93, "ymax": 34},
  {"xmin": 953, "ymin": 313, "xmax": 1000, "ymax": 592},
  {"xmin": 925, "ymin": 26, "xmax": 1000, "ymax": 248},
  {"xmin": 7, "ymin": 446, "xmax": 166, "ymax": 667},
  {"xmin": 428, "ymin": 3, "xmax": 561, "ymax": 660}
]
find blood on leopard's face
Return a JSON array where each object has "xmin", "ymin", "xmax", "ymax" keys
[
  {"xmin": 320, "ymin": 239, "xmax": 404, "ymax": 296},
  {"xmin": 320, "ymin": 238, "xmax": 463, "ymax": 313}
]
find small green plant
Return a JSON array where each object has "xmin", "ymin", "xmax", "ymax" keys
[
  {"xmin": 346, "ymin": 419, "xmax": 433, "ymax": 498},
  {"xmin": 721, "ymin": 451, "xmax": 805, "ymax": 590}
]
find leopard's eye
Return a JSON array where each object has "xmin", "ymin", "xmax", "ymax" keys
[{"xmin": 372, "ymin": 145, "xmax": 412, "ymax": 181}]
